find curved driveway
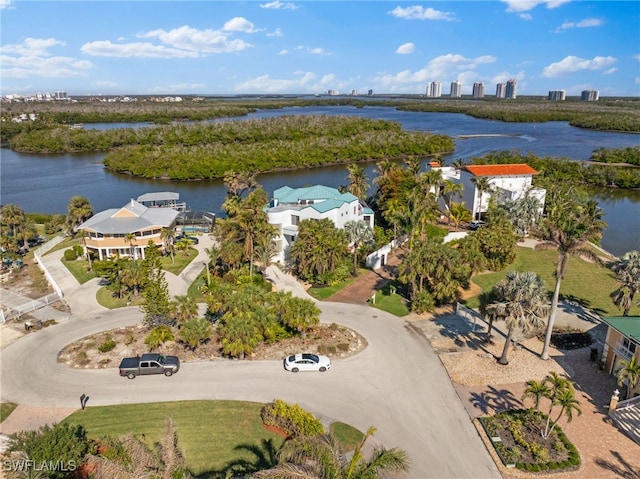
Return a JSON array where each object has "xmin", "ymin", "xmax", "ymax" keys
[{"xmin": 1, "ymin": 247, "xmax": 500, "ymax": 479}]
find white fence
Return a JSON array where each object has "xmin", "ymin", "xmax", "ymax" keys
[
  {"xmin": 0, "ymin": 236, "xmax": 65, "ymax": 323},
  {"xmin": 455, "ymin": 302, "xmax": 487, "ymax": 332}
]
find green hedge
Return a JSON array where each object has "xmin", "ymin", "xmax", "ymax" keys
[{"xmin": 260, "ymin": 399, "xmax": 325, "ymax": 438}]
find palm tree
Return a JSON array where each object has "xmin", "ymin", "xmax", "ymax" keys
[
  {"xmin": 541, "ymin": 378, "xmax": 581, "ymax": 439},
  {"xmin": 448, "ymin": 201, "xmax": 472, "ymax": 231},
  {"xmin": 485, "ymin": 271, "xmax": 549, "ymax": 365},
  {"xmin": 536, "ymin": 197, "xmax": 606, "ymax": 360},
  {"xmin": 470, "ymin": 176, "xmax": 492, "ymax": 221},
  {"xmin": 521, "ymin": 379, "xmax": 551, "ymax": 412},
  {"xmin": 344, "ymin": 220, "xmax": 374, "ymax": 275},
  {"xmin": 616, "ymin": 356, "xmax": 640, "ymax": 400},
  {"xmin": 160, "ymin": 227, "xmax": 176, "ymax": 264},
  {"xmin": 253, "ymin": 426, "xmax": 410, "ymax": 479},
  {"xmin": 171, "ymin": 294, "xmax": 198, "ymax": 324},
  {"xmin": 610, "ymin": 249, "xmax": 640, "ymax": 316},
  {"xmin": 0, "ymin": 204, "xmax": 26, "ymax": 240},
  {"xmin": 346, "ymin": 164, "xmax": 369, "ymax": 199},
  {"xmin": 442, "ymin": 179, "xmax": 464, "ymax": 224},
  {"xmin": 124, "ymin": 233, "xmax": 137, "ymax": 258},
  {"xmin": 66, "ymin": 195, "xmax": 93, "ymax": 234},
  {"xmin": 120, "ymin": 259, "xmax": 144, "ymax": 296}
]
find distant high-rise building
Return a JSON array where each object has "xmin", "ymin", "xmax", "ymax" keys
[
  {"xmin": 505, "ymin": 79, "xmax": 517, "ymax": 99},
  {"xmin": 327, "ymin": 89, "xmax": 339, "ymax": 96},
  {"xmin": 54, "ymin": 91, "xmax": 67, "ymax": 100},
  {"xmin": 581, "ymin": 90, "xmax": 600, "ymax": 101},
  {"xmin": 350, "ymin": 89, "xmax": 358, "ymax": 96},
  {"xmin": 548, "ymin": 90, "xmax": 566, "ymax": 101},
  {"xmin": 368, "ymin": 89, "xmax": 374, "ymax": 96},
  {"xmin": 450, "ymin": 81, "xmax": 462, "ymax": 98},
  {"xmin": 428, "ymin": 81, "xmax": 442, "ymax": 98},
  {"xmin": 472, "ymin": 82, "xmax": 485, "ymax": 98},
  {"xmin": 496, "ymin": 83, "xmax": 506, "ymax": 98}
]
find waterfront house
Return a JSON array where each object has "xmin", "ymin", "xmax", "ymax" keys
[
  {"xmin": 601, "ymin": 316, "xmax": 640, "ymax": 398},
  {"xmin": 78, "ymin": 199, "xmax": 179, "ymax": 260},
  {"xmin": 435, "ymin": 163, "xmax": 546, "ymax": 221},
  {"xmin": 265, "ymin": 185, "xmax": 374, "ymax": 264}
]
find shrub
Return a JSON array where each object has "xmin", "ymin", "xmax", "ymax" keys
[
  {"xmin": 145, "ymin": 326, "xmax": 174, "ymax": 350},
  {"xmin": 411, "ymin": 290, "xmax": 435, "ymax": 314},
  {"xmin": 261, "ymin": 399, "xmax": 325, "ymax": 438},
  {"xmin": 64, "ymin": 249, "xmax": 78, "ymax": 261},
  {"xmin": 98, "ymin": 339, "xmax": 116, "ymax": 353}
]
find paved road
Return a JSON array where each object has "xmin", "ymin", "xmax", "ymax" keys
[{"xmin": 0, "ymin": 238, "xmax": 501, "ymax": 479}]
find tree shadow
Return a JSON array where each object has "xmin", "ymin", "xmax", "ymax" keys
[
  {"xmin": 469, "ymin": 385, "xmax": 524, "ymax": 415},
  {"xmin": 196, "ymin": 438, "xmax": 282, "ymax": 479},
  {"xmin": 594, "ymin": 450, "xmax": 640, "ymax": 479}
]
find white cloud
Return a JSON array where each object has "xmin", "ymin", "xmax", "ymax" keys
[
  {"xmin": 260, "ymin": 1, "xmax": 299, "ymax": 10},
  {"xmin": 634, "ymin": 54, "xmax": 640, "ymax": 61},
  {"xmin": 603, "ymin": 68, "xmax": 617, "ymax": 75},
  {"xmin": 0, "ymin": 0, "xmax": 11, "ymax": 9},
  {"xmin": 556, "ymin": 17, "xmax": 602, "ymax": 31},
  {"xmin": 149, "ymin": 83, "xmax": 205, "ymax": 93},
  {"xmin": 223, "ymin": 17, "xmax": 260, "ymax": 33},
  {"xmin": 278, "ymin": 49, "xmax": 288, "ymax": 55},
  {"xmin": 309, "ymin": 47, "xmax": 330, "ymax": 55},
  {"xmin": 234, "ymin": 71, "xmax": 316, "ymax": 93},
  {"xmin": 81, "ymin": 40, "xmax": 199, "ymax": 58},
  {"xmin": 396, "ymin": 43, "xmax": 415, "ymax": 55},
  {"xmin": 388, "ymin": 6, "xmax": 456, "ymax": 21},
  {"xmin": 373, "ymin": 53, "xmax": 496, "ymax": 86},
  {"xmin": 542, "ymin": 55, "xmax": 617, "ymax": 77},
  {"xmin": 267, "ymin": 28, "xmax": 283, "ymax": 37},
  {"xmin": 635, "ymin": 77, "xmax": 640, "ymax": 85},
  {"xmin": 136, "ymin": 25, "xmax": 254, "ymax": 54},
  {"xmin": 1, "ymin": 37, "xmax": 92, "ymax": 79},
  {"xmin": 501, "ymin": 0, "xmax": 570, "ymax": 13},
  {"xmin": 96, "ymin": 81, "xmax": 117, "ymax": 87}
]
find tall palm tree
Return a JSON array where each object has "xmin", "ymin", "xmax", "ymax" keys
[
  {"xmin": 610, "ymin": 249, "xmax": 640, "ymax": 316},
  {"xmin": 0, "ymin": 204, "xmax": 26, "ymax": 240},
  {"xmin": 346, "ymin": 163, "xmax": 369, "ymax": 199},
  {"xmin": 616, "ymin": 356, "xmax": 640, "ymax": 399},
  {"xmin": 442, "ymin": 179, "xmax": 464, "ymax": 224},
  {"xmin": 160, "ymin": 227, "xmax": 176, "ymax": 264},
  {"xmin": 470, "ymin": 176, "xmax": 492, "ymax": 221},
  {"xmin": 448, "ymin": 201, "xmax": 472, "ymax": 231},
  {"xmin": 252, "ymin": 427, "xmax": 410, "ymax": 479},
  {"xmin": 344, "ymin": 220, "xmax": 374, "ymax": 275},
  {"xmin": 66, "ymin": 195, "xmax": 93, "ymax": 234},
  {"xmin": 485, "ymin": 271, "xmax": 549, "ymax": 365},
  {"xmin": 536, "ymin": 197, "xmax": 606, "ymax": 360},
  {"xmin": 542, "ymin": 382, "xmax": 581, "ymax": 439},
  {"xmin": 124, "ymin": 233, "xmax": 137, "ymax": 258}
]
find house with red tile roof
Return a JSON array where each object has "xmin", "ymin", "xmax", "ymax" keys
[{"xmin": 435, "ymin": 163, "xmax": 546, "ymax": 221}]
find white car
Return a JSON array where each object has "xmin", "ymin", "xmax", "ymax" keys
[{"xmin": 284, "ymin": 353, "xmax": 331, "ymax": 373}]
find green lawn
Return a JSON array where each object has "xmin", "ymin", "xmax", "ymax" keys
[
  {"xmin": 307, "ymin": 269, "xmax": 368, "ymax": 300},
  {"xmin": 64, "ymin": 400, "xmax": 286, "ymax": 478},
  {"xmin": 464, "ymin": 247, "xmax": 640, "ymax": 317},
  {"xmin": 61, "ymin": 258, "xmax": 97, "ymax": 284},
  {"xmin": 370, "ymin": 282, "xmax": 410, "ymax": 317},
  {"xmin": 161, "ymin": 248, "xmax": 198, "ymax": 275},
  {"xmin": 0, "ymin": 402, "xmax": 18, "ymax": 422}
]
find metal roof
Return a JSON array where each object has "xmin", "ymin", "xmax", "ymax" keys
[
  {"xmin": 136, "ymin": 191, "xmax": 180, "ymax": 202},
  {"xmin": 79, "ymin": 199, "xmax": 178, "ymax": 234},
  {"xmin": 601, "ymin": 316, "xmax": 640, "ymax": 344},
  {"xmin": 463, "ymin": 164, "xmax": 539, "ymax": 177}
]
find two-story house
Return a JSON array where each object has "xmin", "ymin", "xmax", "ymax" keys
[
  {"xmin": 265, "ymin": 185, "xmax": 374, "ymax": 264},
  {"xmin": 79, "ymin": 198, "xmax": 179, "ymax": 260}
]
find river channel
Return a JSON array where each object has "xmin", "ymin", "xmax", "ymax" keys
[{"xmin": 1, "ymin": 106, "xmax": 638, "ymax": 256}]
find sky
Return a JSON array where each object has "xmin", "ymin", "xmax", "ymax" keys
[{"xmin": 1, "ymin": 1, "xmax": 639, "ymax": 97}]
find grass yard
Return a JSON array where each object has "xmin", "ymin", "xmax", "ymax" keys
[
  {"xmin": 62, "ymin": 258, "xmax": 97, "ymax": 284},
  {"xmin": 370, "ymin": 282, "xmax": 410, "ymax": 317},
  {"xmin": 161, "ymin": 248, "xmax": 198, "ymax": 275},
  {"xmin": 64, "ymin": 400, "xmax": 286, "ymax": 478},
  {"xmin": 464, "ymin": 247, "xmax": 639, "ymax": 316},
  {"xmin": 307, "ymin": 269, "xmax": 368, "ymax": 300},
  {"xmin": 0, "ymin": 402, "xmax": 17, "ymax": 422}
]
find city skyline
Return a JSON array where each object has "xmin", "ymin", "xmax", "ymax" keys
[{"xmin": 1, "ymin": 1, "xmax": 638, "ymax": 97}]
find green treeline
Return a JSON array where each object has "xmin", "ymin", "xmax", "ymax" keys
[
  {"xmin": 591, "ymin": 146, "xmax": 640, "ymax": 166},
  {"xmin": 472, "ymin": 150, "xmax": 640, "ymax": 189},
  {"xmin": 100, "ymin": 116, "xmax": 454, "ymax": 180}
]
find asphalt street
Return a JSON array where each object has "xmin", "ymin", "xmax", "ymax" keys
[{"xmin": 0, "ymin": 238, "xmax": 501, "ymax": 479}]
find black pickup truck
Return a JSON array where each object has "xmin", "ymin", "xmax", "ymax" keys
[{"xmin": 119, "ymin": 354, "xmax": 180, "ymax": 379}]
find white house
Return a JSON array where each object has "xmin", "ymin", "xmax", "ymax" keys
[
  {"xmin": 265, "ymin": 185, "xmax": 374, "ymax": 264},
  {"xmin": 436, "ymin": 163, "xmax": 546, "ymax": 220}
]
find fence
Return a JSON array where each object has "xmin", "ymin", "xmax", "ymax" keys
[
  {"xmin": 0, "ymin": 236, "xmax": 65, "ymax": 323},
  {"xmin": 455, "ymin": 302, "xmax": 487, "ymax": 332}
]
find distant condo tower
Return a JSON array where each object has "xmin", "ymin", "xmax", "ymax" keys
[
  {"xmin": 368, "ymin": 89, "xmax": 374, "ymax": 96},
  {"xmin": 548, "ymin": 90, "xmax": 566, "ymax": 101},
  {"xmin": 450, "ymin": 81, "xmax": 462, "ymax": 97},
  {"xmin": 496, "ymin": 83, "xmax": 506, "ymax": 98},
  {"xmin": 472, "ymin": 82, "xmax": 484, "ymax": 98},
  {"xmin": 581, "ymin": 90, "xmax": 600, "ymax": 101},
  {"xmin": 428, "ymin": 81, "xmax": 442, "ymax": 98},
  {"xmin": 506, "ymin": 79, "xmax": 517, "ymax": 99}
]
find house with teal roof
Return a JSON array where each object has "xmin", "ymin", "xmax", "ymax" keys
[
  {"xmin": 266, "ymin": 185, "xmax": 374, "ymax": 263},
  {"xmin": 601, "ymin": 316, "xmax": 640, "ymax": 399}
]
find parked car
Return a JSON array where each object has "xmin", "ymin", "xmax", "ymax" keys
[
  {"xmin": 119, "ymin": 353, "xmax": 180, "ymax": 379},
  {"xmin": 469, "ymin": 220, "xmax": 486, "ymax": 230},
  {"xmin": 283, "ymin": 353, "xmax": 331, "ymax": 373}
]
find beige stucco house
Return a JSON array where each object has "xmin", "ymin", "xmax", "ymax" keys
[{"xmin": 601, "ymin": 316, "xmax": 640, "ymax": 398}]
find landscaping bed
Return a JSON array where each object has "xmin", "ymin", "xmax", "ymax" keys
[{"xmin": 479, "ymin": 409, "xmax": 580, "ymax": 473}]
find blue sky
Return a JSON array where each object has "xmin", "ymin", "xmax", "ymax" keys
[{"xmin": 1, "ymin": 1, "xmax": 638, "ymax": 97}]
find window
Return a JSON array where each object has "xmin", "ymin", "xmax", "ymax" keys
[
  {"xmin": 291, "ymin": 215, "xmax": 300, "ymax": 226},
  {"xmin": 622, "ymin": 337, "xmax": 637, "ymax": 354},
  {"xmin": 364, "ymin": 215, "xmax": 371, "ymax": 223}
]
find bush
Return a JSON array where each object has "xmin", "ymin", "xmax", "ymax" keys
[
  {"xmin": 411, "ymin": 290, "xmax": 435, "ymax": 314},
  {"xmin": 64, "ymin": 248, "xmax": 78, "ymax": 261},
  {"xmin": 261, "ymin": 399, "xmax": 325, "ymax": 438},
  {"xmin": 98, "ymin": 339, "xmax": 116, "ymax": 353},
  {"xmin": 145, "ymin": 326, "xmax": 174, "ymax": 350}
]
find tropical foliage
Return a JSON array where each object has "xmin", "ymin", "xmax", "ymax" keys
[
  {"xmin": 610, "ymin": 249, "xmax": 640, "ymax": 316},
  {"xmin": 615, "ymin": 356, "xmax": 640, "ymax": 400}
]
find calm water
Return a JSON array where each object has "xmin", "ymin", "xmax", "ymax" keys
[{"xmin": 1, "ymin": 106, "xmax": 639, "ymax": 256}]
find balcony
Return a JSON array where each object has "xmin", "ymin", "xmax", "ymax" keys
[{"xmin": 614, "ymin": 341, "xmax": 637, "ymax": 361}]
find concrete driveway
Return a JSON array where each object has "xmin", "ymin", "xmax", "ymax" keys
[{"xmin": 1, "ymin": 240, "xmax": 501, "ymax": 479}]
